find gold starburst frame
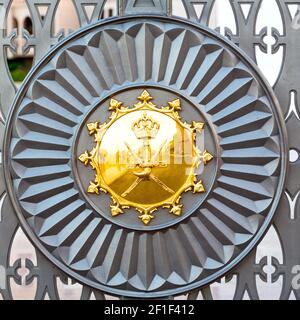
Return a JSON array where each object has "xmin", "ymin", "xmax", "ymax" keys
[{"xmin": 79, "ymin": 90, "xmax": 213, "ymax": 225}]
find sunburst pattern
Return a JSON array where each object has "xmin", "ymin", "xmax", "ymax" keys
[{"xmin": 5, "ymin": 18, "xmax": 286, "ymax": 297}]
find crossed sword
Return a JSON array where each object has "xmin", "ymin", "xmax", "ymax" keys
[{"xmin": 121, "ymin": 140, "xmax": 175, "ymax": 198}]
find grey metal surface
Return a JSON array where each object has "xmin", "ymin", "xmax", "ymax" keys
[
  {"xmin": 0, "ymin": 0, "xmax": 297, "ymax": 300},
  {"xmin": 23, "ymin": 0, "xmax": 64, "ymax": 63},
  {"xmin": 182, "ymin": 0, "xmax": 215, "ymax": 25},
  {"xmin": 4, "ymin": 18, "xmax": 287, "ymax": 295},
  {"xmin": 121, "ymin": 0, "xmax": 171, "ymax": 15}
]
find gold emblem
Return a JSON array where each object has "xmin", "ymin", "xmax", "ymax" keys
[{"xmin": 79, "ymin": 90, "xmax": 213, "ymax": 225}]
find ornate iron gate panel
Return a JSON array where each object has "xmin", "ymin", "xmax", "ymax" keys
[{"xmin": 0, "ymin": 0, "xmax": 298, "ymax": 300}]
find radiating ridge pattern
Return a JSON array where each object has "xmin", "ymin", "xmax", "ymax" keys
[{"xmin": 5, "ymin": 18, "xmax": 286, "ymax": 297}]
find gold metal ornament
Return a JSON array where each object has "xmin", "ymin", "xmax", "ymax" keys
[{"xmin": 79, "ymin": 90, "xmax": 213, "ymax": 225}]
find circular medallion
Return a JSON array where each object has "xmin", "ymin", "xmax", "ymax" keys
[
  {"xmin": 4, "ymin": 16, "xmax": 287, "ymax": 298},
  {"xmin": 74, "ymin": 87, "xmax": 217, "ymax": 230}
]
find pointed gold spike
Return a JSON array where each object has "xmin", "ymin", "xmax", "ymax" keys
[
  {"xmin": 87, "ymin": 122, "xmax": 98, "ymax": 135},
  {"xmin": 138, "ymin": 90, "xmax": 153, "ymax": 102},
  {"xmin": 168, "ymin": 98, "xmax": 181, "ymax": 110},
  {"xmin": 78, "ymin": 151, "xmax": 90, "ymax": 166},
  {"xmin": 110, "ymin": 203, "xmax": 124, "ymax": 216},
  {"xmin": 193, "ymin": 181, "xmax": 205, "ymax": 193},
  {"xmin": 139, "ymin": 212, "xmax": 154, "ymax": 225},
  {"xmin": 88, "ymin": 182, "xmax": 100, "ymax": 194},
  {"xmin": 109, "ymin": 98, "xmax": 123, "ymax": 111},
  {"xmin": 202, "ymin": 150, "xmax": 214, "ymax": 165},
  {"xmin": 169, "ymin": 204, "xmax": 183, "ymax": 216},
  {"xmin": 192, "ymin": 121, "xmax": 205, "ymax": 132}
]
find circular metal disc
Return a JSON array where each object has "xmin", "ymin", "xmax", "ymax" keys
[{"xmin": 4, "ymin": 16, "xmax": 287, "ymax": 298}]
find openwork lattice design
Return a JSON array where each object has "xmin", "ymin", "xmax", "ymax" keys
[{"xmin": 0, "ymin": 0, "xmax": 298, "ymax": 300}]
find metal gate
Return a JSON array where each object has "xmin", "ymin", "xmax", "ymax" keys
[{"xmin": 0, "ymin": 0, "xmax": 298, "ymax": 300}]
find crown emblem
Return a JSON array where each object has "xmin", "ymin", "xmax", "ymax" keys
[
  {"xmin": 79, "ymin": 90, "xmax": 214, "ymax": 225},
  {"xmin": 132, "ymin": 111, "xmax": 160, "ymax": 140}
]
